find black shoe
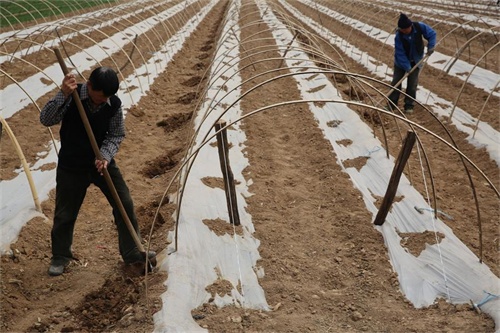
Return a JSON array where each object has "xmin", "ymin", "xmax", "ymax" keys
[
  {"xmin": 123, "ymin": 250, "xmax": 157, "ymax": 265},
  {"xmin": 48, "ymin": 258, "xmax": 71, "ymax": 276},
  {"xmin": 404, "ymin": 106, "xmax": 414, "ymax": 114}
]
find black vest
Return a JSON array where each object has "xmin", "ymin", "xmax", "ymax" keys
[
  {"xmin": 400, "ymin": 22, "xmax": 424, "ymax": 60},
  {"xmin": 58, "ymin": 84, "xmax": 121, "ymax": 169}
]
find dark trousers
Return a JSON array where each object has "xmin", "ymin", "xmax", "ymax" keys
[
  {"xmin": 388, "ymin": 64, "xmax": 420, "ymax": 110},
  {"xmin": 52, "ymin": 161, "xmax": 140, "ymax": 261}
]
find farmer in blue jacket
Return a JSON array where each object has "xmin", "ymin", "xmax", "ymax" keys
[{"xmin": 387, "ymin": 13, "xmax": 436, "ymax": 113}]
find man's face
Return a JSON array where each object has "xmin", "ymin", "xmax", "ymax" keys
[
  {"xmin": 87, "ymin": 82, "xmax": 109, "ymax": 105},
  {"xmin": 400, "ymin": 26, "xmax": 412, "ymax": 35}
]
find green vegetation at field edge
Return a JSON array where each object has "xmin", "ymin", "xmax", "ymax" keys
[{"xmin": 0, "ymin": 0, "xmax": 117, "ymax": 28}]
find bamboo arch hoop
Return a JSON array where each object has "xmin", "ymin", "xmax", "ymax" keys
[
  {"xmin": 149, "ymin": 65, "xmax": 497, "ymax": 263},
  {"xmin": 448, "ymin": 41, "xmax": 500, "ymax": 120},
  {"xmin": 0, "ymin": 116, "xmax": 41, "ymax": 212},
  {"xmin": 148, "ymin": 96, "xmax": 498, "ymax": 258},
  {"xmin": 161, "ymin": 3, "xmax": 492, "ymax": 254},
  {"xmin": 1, "ymin": 0, "xmax": 497, "ymax": 275}
]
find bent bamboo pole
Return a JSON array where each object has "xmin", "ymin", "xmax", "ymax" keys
[
  {"xmin": 0, "ymin": 116, "xmax": 41, "ymax": 212},
  {"xmin": 53, "ymin": 47, "xmax": 145, "ymax": 254},
  {"xmin": 448, "ymin": 41, "xmax": 500, "ymax": 120}
]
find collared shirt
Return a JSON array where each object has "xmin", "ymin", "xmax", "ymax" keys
[{"xmin": 40, "ymin": 84, "xmax": 125, "ymax": 162}]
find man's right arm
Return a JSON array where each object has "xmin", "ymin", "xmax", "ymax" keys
[
  {"xmin": 40, "ymin": 73, "xmax": 78, "ymax": 126},
  {"xmin": 40, "ymin": 90, "xmax": 72, "ymax": 126}
]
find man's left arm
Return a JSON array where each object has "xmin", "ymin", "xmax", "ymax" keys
[
  {"xmin": 100, "ymin": 106, "xmax": 125, "ymax": 164},
  {"xmin": 421, "ymin": 23, "xmax": 437, "ymax": 55}
]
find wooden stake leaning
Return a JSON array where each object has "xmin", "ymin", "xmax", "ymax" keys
[
  {"xmin": 374, "ymin": 131, "xmax": 416, "ymax": 226},
  {"xmin": 53, "ymin": 48, "xmax": 146, "ymax": 254},
  {"xmin": 215, "ymin": 120, "xmax": 240, "ymax": 226}
]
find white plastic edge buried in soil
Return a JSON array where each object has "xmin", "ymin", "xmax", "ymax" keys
[
  {"xmin": 153, "ymin": 0, "xmax": 270, "ymax": 332},
  {"xmin": 292, "ymin": 0, "xmax": 500, "ymax": 167},
  {"xmin": 261, "ymin": 0, "xmax": 499, "ymax": 328},
  {"xmin": 0, "ymin": 0, "xmax": 211, "ymax": 253}
]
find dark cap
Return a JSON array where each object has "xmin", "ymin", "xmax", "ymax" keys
[{"xmin": 398, "ymin": 13, "xmax": 412, "ymax": 29}]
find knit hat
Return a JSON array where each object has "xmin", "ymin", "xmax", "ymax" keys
[{"xmin": 398, "ymin": 13, "xmax": 412, "ymax": 29}]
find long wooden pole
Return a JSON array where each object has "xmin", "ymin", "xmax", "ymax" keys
[
  {"xmin": 215, "ymin": 120, "xmax": 240, "ymax": 226},
  {"xmin": 53, "ymin": 48, "xmax": 145, "ymax": 254},
  {"xmin": 385, "ymin": 53, "xmax": 431, "ymax": 106}
]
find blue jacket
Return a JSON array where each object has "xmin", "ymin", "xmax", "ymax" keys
[{"xmin": 394, "ymin": 22, "xmax": 436, "ymax": 71}]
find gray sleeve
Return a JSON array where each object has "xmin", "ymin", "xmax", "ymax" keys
[
  {"xmin": 100, "ymin": 105, "xmax": 125, "ymax": 162},
  {"xmin": 40, "ymin": 90, "xmax": 72, "ymax": 126}
]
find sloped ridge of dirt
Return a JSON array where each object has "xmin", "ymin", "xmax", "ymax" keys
[
  {"xmin": 342, "ymin": 86, "xmax": 368, "ymax": 101},
  {"xmin": 71, "ymin": 275, "xmax": 146, "ymax": 331},
  {"xmin": 156, "ymin": 111, "xmax": 193, "ymax": 132},
  {"xmin": 192, "ymin": 62, "xmax": 206, "ymax": 70},
  {"xmin": 141, "ymin": 148, "xmax": 183, "ymax": 178},
  {"xmin": 135, "ymin": 198, "xmax": 177, "ymax": 247},
  {"xmin": 176, "ymin": 91, "xmax": 199, "ymax": 104},
  {"xmin": 362, "ymin": 109, "xmax": 385, "ymax": 126},
  {"xmin": 200, "ymin": 45, "xmax": 213, "ymax": 52},
  {"xmin": 182, "ymin": 76, "xmax": 204, "ymax": 87},
  {"xmin": 137, "ymin": 202, "xmax": 166, "ymax": 228},
  {"xmin": 197, "ymin": 53, "xmax": 210, "ymax": 60}
]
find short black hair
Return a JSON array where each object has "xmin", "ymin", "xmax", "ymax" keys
[{"xmin": 88, "ymin": 67, "xmax": 119, "ymax": 96}]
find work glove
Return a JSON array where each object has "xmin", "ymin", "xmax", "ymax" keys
[{"xmin": 427, "ymin": 48, "xmax": 435, "ymax": 56}]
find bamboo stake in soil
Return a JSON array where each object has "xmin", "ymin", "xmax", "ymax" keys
[
  {"xmin": 215, "ymin": 120, "xmax": 240, "ymax": 226},
  {"xmin": 374, "ymin": 131, "xmax": 416, "ymax": 226},
  {"xmin": 0, "ymin": 116, "xmax": 41, "ymax": 212},
  {"xmin": 53, "ymin": 48, "xmax": 146, "ymax": 254}
]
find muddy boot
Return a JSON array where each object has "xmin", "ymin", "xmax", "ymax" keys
[{"xmin": 123, "ymin": 250, "xmax": 157, "ymax": 267}]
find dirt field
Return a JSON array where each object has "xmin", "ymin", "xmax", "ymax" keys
[{"xmin": 1, "ymin": 0, "xmax": 498, "ymax": 332}]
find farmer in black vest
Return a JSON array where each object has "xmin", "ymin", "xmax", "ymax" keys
[
  {"xmin": 40, "ymin": 67, "xmax": 155, "ymax": 276},
  {"xmin": 387, "ymin": 13, "xmax": 436, "ymax": 113}
]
